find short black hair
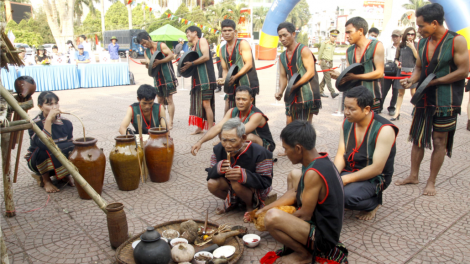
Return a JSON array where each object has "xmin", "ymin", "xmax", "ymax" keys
[
  {"xmin": 221, "ymin": 19, "xmax": 236, "ymax": 30},
  {"xmin": 345, "ymin": 17, "xmax": 369, "ymax": 35},
  {"xmin": 80, "ymin": 35, "xmax": 86, "ymax": 40},
  {"xmin": 15, "ymin": 76, "xmax": 35, "ymax": 85},
  {"xmin": 186, "ymin": 26, "xmax": 202, "ymax": 38},
  {"xmin": 416, "ymin": 3, "xmax": 444, "ymax": 25},
  {"xmin": 136, "ymin": 32, "xmax": 151, "ymax": 43},
  {"xmin": 52, "ymin": 45, "xmax": 58, "ymax": 50},
  {"xmin": 37, "ymin": 91, "xmax": 59, "ymax": 107},
  {"xmin": 344, "ymin": 86, "xmax": 374, "ymax": 109},
  {"xmin": 137, "ymin": 84, "xmax": 157, "ymax": 100},
  {"xmin": 235, "ymin": 85, "xmax": 253, "ymax": 97},
  {"xmin": 280, "ymin": 121, "xmax": 316, "ymax": 150},
  {"xmin": 368, "ymin": 27, "xmax": 379, "ymax": 35},
  {"xmin": 277, "ymin": 22, "xmax": 296, "ymax": 34}
]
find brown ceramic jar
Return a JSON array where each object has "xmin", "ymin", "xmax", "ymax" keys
[
  {"xmin": 144, "ymin": 126, "xmax": 174, "ymax": 183},
  {"xmin": 109, "ymin": 135, "xmax": 143, "ymax": 191},
  {"xmin": 106, "ymin": 202, "xmax": 128, "ymax": 249},
  {"xmin": 69, "ymin": 137, "xmax": 106, "ymax": 200}
]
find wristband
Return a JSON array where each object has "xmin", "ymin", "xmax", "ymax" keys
[{"xmin": 191, "ymin": 61, "xmax": 194, "ymax": 66}]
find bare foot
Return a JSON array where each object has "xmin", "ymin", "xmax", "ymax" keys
[
  {"xmin": 44, "ymin": 181, "xmax": 60, "ymax": 193},
  {"xmin": 356, "ymin": 205, "xmax": 380, "ymax": 221},
  {"xmin": 168, "ymin": 121, "xmax": 173, "ymax": 130},
  {"xmin": 395, "ymin": 176, "xmax": 419, "ymax": 186},
  {"xmin": 423, "ymin": 181, "xmax": 436, "ymax": 196},
  {"xmin": 215, "ymin": 203, "xmax": 237, "ymax": 215},
  {"xmin": 191, "ymin": 128, "xmax": 203, "ymax": 135},
  {"xmin": 66, "ymin": 175, "xmax": 75, "ymax": 187},
  {"xmin": 275, "ymin": 252, "xmax": 311, "ymax": 264}
]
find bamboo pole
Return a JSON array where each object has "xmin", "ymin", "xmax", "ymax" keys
[
  {"xmin": 0, "ymin": 123, "xmax": 32, "ymax": 134},
  {"xmin": 0, "ymin": 217, "xmax": 10, "ymax": 264},
  {"xmin": 136, "ymin": 114, "xmax": 148, "ymax": 181},
  {"xmin": 1, "ymin": 132, "xmax": 16, "ymax": 217},
  {"xmin": 0, "ymin": 85, "xmax": 109, "ymax": 213}
]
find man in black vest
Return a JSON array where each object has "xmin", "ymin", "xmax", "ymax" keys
[
  {"xmin": 119, "ymin": 84, "xmax": 166, "ymax": 135},
  {"xmin": 334, "ymin": 87, "xmax": 398, "ymax": 220},
  {"xmin": 257, "ymin": 121, "xmax": 348, "ymax": 264},
  {"xmin": 191, "ymin": 86, "xmax": 275, "ymax": 155}
]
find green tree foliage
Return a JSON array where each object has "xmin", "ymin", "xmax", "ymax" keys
[
  {"xmin": 132, "ymin": 3, "xmax": 156, "ymax": 29},
  {"xmin": 401, "ymin": 0, "xmax": 430, "ymax": 26},
  {"xmin": 253, "ymin": 6, "xmax": 268, "ymax": 32},
  {"xmin": 105, "ymin": 1, "xmax": 129, "ymax": 30},
  {"xmin": 286, "ymin": 0, "xmax": 311, "ymax": 29},
  {"xmin": 75, "ymin": 0, "xmax": 99, "ymax": 21},
  {"xmin": 297, "ymin": 32, "xmax": 309, "ymax": 46},
  {"xmin": 5, "ymin": 8, "xmax": 54, "ymax": 46},
  {"xmin": 75, "ymin": 10, "xmax": 102, "ymax": 39}
]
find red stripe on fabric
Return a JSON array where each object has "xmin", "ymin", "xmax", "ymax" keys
[
  {"xmin": 232, "ymin": 141, "xmax": 252, "ymax": 167},
  {"xmin": 306, "ymin": 168, "xmax": 329, "ymax": 205}
]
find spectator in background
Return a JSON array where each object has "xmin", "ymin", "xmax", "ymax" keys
[
  {"xmin": 35, "ymin": 46, "xmax": 49, "ymax": 64},
  {"xmin": 107, "ymin": 36, "xmax": 120, "ymax": 63},
  {"xmin": 66, "ymin": 40, "xmax": 76, "ymax": 63},
  {"xmin": 18, "ymin": 47, "xmax": 34, "ymax": 65},
  {"xmin": 368, "ymin": 27, "xmax": 380, "ymax": 40},
  {"xmin": 391, "ymin": 27, "xmax": 419, "ymax": 121},
  {"xmin": 51, "ymin": 45, "xmax": 62, "ymax": 57},
  {"xmin": 381, "ymin": 29, "xmax": 401, "ymax": 116},
  {"xmin": 79, "ymin": 35, "xmax": 91, "ymax": 52},
  {"xmin": 174, "ymin": 38, "xmax": 184, "ymax": 77},
  {"xmin": 75, "ymin": 44, "xmax": 90, "ymax": 64}
]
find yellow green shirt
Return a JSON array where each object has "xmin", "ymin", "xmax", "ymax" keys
[{"xmin": 318, "ymin": 40, "xmax": 336, "ymax": 61}]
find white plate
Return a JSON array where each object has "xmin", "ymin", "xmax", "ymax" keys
[
  {"xmin": 213, "ymin": 245, "xmax": 236, "ymax": 258},
  {"xmin": 132, "ymin": 240, "xmax": 140, "ymax": 249}
]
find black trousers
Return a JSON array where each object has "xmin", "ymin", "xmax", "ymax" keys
[
  {"xmin": 381, "ymin": 76, "xmax": 398, "ymax": 112},
  {"xmin": 341, "ymin": 172, "xmax": 380, "ymax": 212}
]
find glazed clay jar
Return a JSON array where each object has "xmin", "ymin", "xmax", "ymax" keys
[
  {"xmin": 144, "ymin": 127, "xmax": 174, "ymax": 183},
  {"xmin": 69, "ymin": 137, "xmax": 106, "ymax": 200},
  {"xmin": 109, "ymin": 135, "xmax": 143, "ymax": 191},
  {"xmin": 133, "ymin": 226, "xmax": 172, "ymax": 264}
]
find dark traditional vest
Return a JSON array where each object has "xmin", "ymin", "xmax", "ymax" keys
[
  {"xmin": 297, "ymin": 153, "xmax": 344, "ymax": 254},
  {"xmin": 416, "ymin": 30, "xmax": 465, "ymax": 115},
  {"xmin": 130, "ymin": 102, "xmax": 160, "ymax": 134},
  {"xmin": 145, "ymin": 42, "xmax": 177, "ymax": 94},
  {"xmin": 230, "ymin": 105, "xmax": 276, "ymax": 152},
  {"xmin": 342, "ymin": 113, "xmax": 398, "ymax": 196},
  {"xmin": 221, "ymin": 39, "xmax": 260, "ymax": 96},
  {"xmin": 192, "ymin": 38, "xmax": 217, "ymax": 91},
  {"xmin": 347, "ymin": 40, "xmax": 383, "ymax": 107},
  {"xmin": 280, "ymin": 43, "xmax": 321, "ymax": 111}
]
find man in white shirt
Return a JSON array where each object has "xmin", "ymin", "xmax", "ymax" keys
[
  {"xmin": 382, "ymin": 29, "xmax": 401, "ymax": 116},
  {"xmin": 79, "ymin": 35, "xmax": 92, "ymax": 53}
]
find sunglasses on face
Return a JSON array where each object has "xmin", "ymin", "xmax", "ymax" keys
[{"xmin": 407, "ymin": 33, "xmax": 415, "ymax": 36}]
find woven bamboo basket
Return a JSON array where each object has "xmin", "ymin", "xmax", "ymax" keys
[{"xmin": 116, "ymin": 219, "xmax": 244, "ymax": 264}]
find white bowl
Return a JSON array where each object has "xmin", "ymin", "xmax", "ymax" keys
[
  {"xmin": 170, "ymin": 238, "xmax": 188, "ymax": 248},
  {"xmin": 194, "ymin": 251, "xmax": 213, "ymax": 264},
  {"xmin": 242, "ymin": 234, "xmax": 261, "ymax": 248},
  {"xmin": 162, "ymin": 229, "xmax": 180, "ymax": 240},
  {"xmin": 213, "ymin": 245, "xmax": 236, "ymax": 258}
]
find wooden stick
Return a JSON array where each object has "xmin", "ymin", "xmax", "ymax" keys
[
  {"xmin": 227, "ymin": 152, "xmax": 231, "ymax": 168},
  {"xmin": 0, "ymin": 123, "xmax": 32, "ymax": 134},
  {"xmin": 13, "ymin": 130, "xmax": 24, "ymax": 183},
  {"xmin": 1, "ymin": 132, "xmax": 16, "ymax": 217},
  {"xmin": 136, "ymin": 114, "xmax": 148, "ymax": 182},
  {"xmin": 0, "ymin": 216, "xmax": 11, "ymax": 264},
  {"xmin": 0, "ymin": 84, "xmax": 108, "ymax": 213}
]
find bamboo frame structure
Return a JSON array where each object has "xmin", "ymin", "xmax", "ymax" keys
[
  {"xmin": 0, "ymin": 84, "xmax": 109, "ymax": 213},
  {"xmin": 0, "ymin": 217, "xmax": 10, "ymax": 264}
]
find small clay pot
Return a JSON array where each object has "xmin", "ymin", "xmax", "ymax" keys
[
  {"xmin": 106, "ymin": 202, "xmax": 128, "ymax": 249},
  {"xmin": 134, "ymin": 226, "xmax": 172, "ymax": 264}
]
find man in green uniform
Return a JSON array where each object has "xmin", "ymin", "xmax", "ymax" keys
[
  {"xmin": 137, "ymin": 31, "xmax": 178, "ymax": 130},
  {"xmin": 318, "ymin": 29, "xmax": 340, "ymax": 99}
]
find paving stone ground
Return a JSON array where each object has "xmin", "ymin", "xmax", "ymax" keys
[{"xmin": 1, "ymin": 56, "xmax": 470, "ymax": 264}]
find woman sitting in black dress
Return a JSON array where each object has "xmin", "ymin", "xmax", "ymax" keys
[
  {"xmin": 25, "ymin": 91, "xmax": 75, "ymax": 193},
  {"xmin": 35, "ymin": 46, "xmax": 50, "ymax": 64}
]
